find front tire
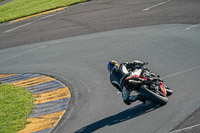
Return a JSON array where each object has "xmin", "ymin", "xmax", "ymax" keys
[{"xmin": 139, "ymin": 85, "xmax": 168, "ymax": 105}]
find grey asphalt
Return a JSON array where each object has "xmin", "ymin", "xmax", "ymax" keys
[
  {"xmin": 171, "ymin": 107, "xmax": 200, "ymax": 133},
  {"xmin": 0, "ymin": 0, "xmax": 200, "ymax": 133},
  {"xmin": 0, "ymin": 24, "xmax": 200, "ymax": 133},
  {"xmin": 0, "ymin": 0, "xmax": 200, "ymax": 49}
]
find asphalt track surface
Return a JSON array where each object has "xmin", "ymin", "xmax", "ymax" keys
[
  {"xmin": 0, "ymin": 0, "xmax": 200, "ymax": 49},
  {"xmin": 0, "ymin": 0, "xmax": 200, "ymax": 133}
]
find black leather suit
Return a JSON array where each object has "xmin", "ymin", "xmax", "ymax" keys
[{"xmin": 109, "ymin": 60, "xmax": 145, "ymax": 105}]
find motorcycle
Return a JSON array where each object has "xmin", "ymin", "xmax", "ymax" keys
[{"xmin": 129, "ymin": 64, "xmax": 172, "ymax": 105}]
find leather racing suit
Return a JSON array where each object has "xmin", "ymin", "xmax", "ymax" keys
[{"xmin": 109, "ymin": 60, "xmax": 146, "ymax": 105}]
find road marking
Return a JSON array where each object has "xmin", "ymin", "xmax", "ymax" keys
[
  {"xmin": 37, "ymin": 11, "xmax": 62, "ymax": 21},
  {"xmin": 0, "ymin": 46, "xmax": 46, "ymax": 62},
  {"xmin": 143, "ymin": 0, "xmax": 171, "ymax": 11},
  {"xmin": 10, "ymin": 7, "xmax": 66, "ymax": 23},
  {"xmin": 169, "ymin": 123, "xmax": 200, "ymax": 133},
  {"xmin": 185, "ymin": 24, "xmax": 199, "ymax": 30},
  {"xmin": 18, "ymin": 110, "xmax": 66, "ymax": 133},
  {"xmin": 4, "ymin": 22, "xmax": 33, "ymax": 33},
  {"xmin": 11, "ymin": 75, "xmax": 55, "ymax": 87},
  {"xmin": 34, "ymin": 87, "xmax": 71, "ymax": 104},
  {"xmin": 3, "ymin": 7, "xmax": 66, "ymax": 33},
  {"xmin": 162, "ymin": 65, "xmax": 200, "ymax": 79}
]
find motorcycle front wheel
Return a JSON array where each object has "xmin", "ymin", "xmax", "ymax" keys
[{"xmin": 139, "ymin": 85, "xmax": 168, "ymax": 105}]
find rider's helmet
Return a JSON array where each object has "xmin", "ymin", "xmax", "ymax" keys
[{"xmin": 107, "ymin": 60, "xmax": 119, "ymax": 72}]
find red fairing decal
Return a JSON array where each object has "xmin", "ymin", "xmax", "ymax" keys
[
  {"xmin": 160, "ymin": 82, "xmax": 167, "ymax": 96},
  {"xmin": 143, "ymin": 77, "xmax": 147, "ymax": 80}
]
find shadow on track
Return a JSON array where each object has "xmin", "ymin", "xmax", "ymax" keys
[{"xmin": 75, "ymin": 103, "xmax": 160, "ymax": 133}]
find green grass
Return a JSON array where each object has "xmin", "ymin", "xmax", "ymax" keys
[
  {"xmin": 0, "ymin": 84, "xmax": 34, "ymax": 133},
  {"xmin": 0, "ymin": 0, "xmax": 88, "ymax": 23}
]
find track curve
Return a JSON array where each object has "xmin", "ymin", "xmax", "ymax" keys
[
  {"xmin": 1, "ymin": 0, "xmax": 200, "ymax": 133},
  {"xmin": 0, "ymin": 24, "xmax": 200, "ymax": 133},
  {"xmin": 0, "ymin": 0, "xmax": 200, "ymax": 49}
]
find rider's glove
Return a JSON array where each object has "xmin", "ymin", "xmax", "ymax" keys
[
  {"xmin": 133, "ymin": 60, "xmax": 147, "ymax": 66},
  {"xmin": 143, "ymin": 62, "xmax": 148, "ymax": 65}
]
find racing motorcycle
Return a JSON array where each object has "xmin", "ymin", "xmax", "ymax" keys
[{"xmin": 129, "ymin": 64, "xmax": 172, "ymax": 105}]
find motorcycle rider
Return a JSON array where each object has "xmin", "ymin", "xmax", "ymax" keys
[{"xmin": 107, "ymin": 60, "xmax": 172, "ymax": 105}]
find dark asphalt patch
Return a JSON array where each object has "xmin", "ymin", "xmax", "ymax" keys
[{"xmin": 170, "ymin": 107, "xmax": 200, "ymax": 133}]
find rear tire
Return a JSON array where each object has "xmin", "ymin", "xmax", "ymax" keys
[{"xmin": 139, "ymin": 85, "xmax": 168, "ymax": 105}]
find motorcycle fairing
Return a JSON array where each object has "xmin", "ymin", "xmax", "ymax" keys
[{"xmin": 160, "ymin": 82, "xmax": 167, "ymax": 96}]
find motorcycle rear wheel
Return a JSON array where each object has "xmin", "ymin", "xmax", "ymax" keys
[{"xmin": 139, "ymin": 85, "xmax": 168, "ymax": 105}]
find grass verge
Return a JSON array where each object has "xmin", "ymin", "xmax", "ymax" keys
[
  {"xmin": 0, "ymin": 84, "xmax": 34, "ymax": 133},
  {"xmin": 0, "ymin": 0, "xmax": 88, "ymax": 23}
]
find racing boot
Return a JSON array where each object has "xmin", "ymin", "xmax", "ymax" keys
[{"xmin": 136, "ymin": 94, "xmax": 146, "ymax": 104}]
